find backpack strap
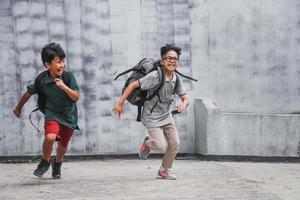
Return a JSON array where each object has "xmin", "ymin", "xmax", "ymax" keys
[
  {"xmin": 174, "ymin": 69, "xmax": 198, "ymax": 82},
  {"xmin": 147, "ymin": 64, "xmax": 165, "ymax": 101},
  {"xmin": 137, "ymin": 106, "xmax": 142, "ymax": 122},
  {"xmin": 29, "ymin": 107, "xmax": 41, "ymax": 132},
  {"xmin": 173, "ymin": 73, "xmax": 179, "ymax": 94},
  {"xmin": 34, "ymin": 70, "xmax": 48, "ymax": 92},
  {"xmin": 114, "ymin": 67, "xmax": 134, "ymax": 81},
  {"xmin": 34, "ymin": 70, "xmax": 48, "ymax": 113},
  {"xmin": 150, "ymin": 100, "xmax": 159, "ymax": 113}
]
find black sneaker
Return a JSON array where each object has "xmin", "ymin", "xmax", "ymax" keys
[
  {"xmin": 51, "ymin": 160, "xmax": 62, "ymax": 179},
  {"xmin": 33, "ymin": 159, "xmax": 50, "ymax": 177}
]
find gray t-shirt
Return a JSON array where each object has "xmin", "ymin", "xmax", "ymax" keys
[{"xmin": 138, "ymin": 70, "xmax": 186, "ymax": 128}]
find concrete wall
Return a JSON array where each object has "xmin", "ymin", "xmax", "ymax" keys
[
  {"xmin": 190, "ymin": 0, "xmax": 300, "ymax": 157},
  {"xmin": 190, "ymin": 0, "xmax": 300, "ymax": 113},
  {"xmin": 1, "ymin": 0, "xmax": 299, "ymax": 156},
  {"xmin": 195, "ymin": 98, "xmax": 300, "ymax": 157},
  {"xmin": 0, "ymin": 0, "xmax": 195, "ymax": 156}
]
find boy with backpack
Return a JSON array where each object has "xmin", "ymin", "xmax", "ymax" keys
[
  {"xmin": 13, "ymin": 42, "xmax": 80, "ymax": 179},
  {"xmin": 113, "ymin": 44, "xmax": 190, "ymax": 180}
]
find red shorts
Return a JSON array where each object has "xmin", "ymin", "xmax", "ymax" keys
[{"xmin": 44, "ymin": 120, "xmax": 74, "ymax": 147}]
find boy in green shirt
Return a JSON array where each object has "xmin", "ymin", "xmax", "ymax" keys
[{"xmin": 13, "ymin": 42, "xmax": 80, "ymax": 179}]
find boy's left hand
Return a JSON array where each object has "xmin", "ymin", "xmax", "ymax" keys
[
  {"xmin": 55, "ymin": 78, "xmax": 66, "ymax": 89},
  {"xmin": 176, "ymin": 103, "xmax": 187, "ymax": 112},
  {"xmin": 112, "ymin": 102, "xmax": 124, "ymax": 119}
]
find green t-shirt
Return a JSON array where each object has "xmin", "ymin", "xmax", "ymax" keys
[{"xmin": 27, "ymin": 71, "xmax": 79, "ymax": 130}]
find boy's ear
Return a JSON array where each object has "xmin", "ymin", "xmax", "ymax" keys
[{"xmin": 44, "ymin": 62, "xmax": 50, "ymax": 69}]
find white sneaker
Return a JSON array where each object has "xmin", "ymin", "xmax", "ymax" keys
[{"xmin": 157, "ymin": 166, "xmax": 176, "ymax": 180}]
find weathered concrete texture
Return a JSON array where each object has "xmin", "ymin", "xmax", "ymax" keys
[
  {"xmin": 1, "ymin": 0, "xmax": 300, "ymax": 157},
  {"xmin": 0, "ymin": 159, "xmax": 299, "ymax": 200},
  {"xmin": 195, "ymin": 98, "xmax": 300, "ymax": 157},
  {"xmin": 0, "ymin": 0, "xmax": 193, "ymax": 156},
  {"xmin": 190, "ymin": 0, "xmax": 300, "ymax": 113}
]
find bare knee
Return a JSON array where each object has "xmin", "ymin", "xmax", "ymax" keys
[{"xmin": 45, "ymin": 134, "xmax": 56, "ymax": 143}]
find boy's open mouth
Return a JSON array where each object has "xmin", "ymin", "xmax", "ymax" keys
[
  {"xmin": 168, "ymin": 64, "xmax": 176, "ymax": 68},
  {"xmin": 57, "ymin": 70, "xmax": 64, "ymax": 75}
]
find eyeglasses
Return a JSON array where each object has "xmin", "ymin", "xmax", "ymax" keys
[{"xmin": 162, "ymin": 56, "xmax": 179, "ymax": 62}]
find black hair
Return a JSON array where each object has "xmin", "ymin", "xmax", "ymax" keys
[
  {"xmin": 41, "ymin": 42, "xmax": 65, "ymax": 66},
  {"xmin": 160, "ymin": 44, "xmax": 181, "ymax": 58}
]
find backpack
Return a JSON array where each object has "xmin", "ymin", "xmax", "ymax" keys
[
  {"xmin": 29, "ymin": 70, "xmax": 71, "ymax": 132},
  {"xmin": 114, "ymin": 58, "xmax": 197, "ymax": 121}
]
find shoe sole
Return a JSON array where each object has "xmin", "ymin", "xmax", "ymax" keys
[
  {"xmin": 156, "ymin": 174, "xmax": 176, "ymax": 180},
  {"xmin": 33, "ymin": 171, "xmax": 43, "ymax": 177}
]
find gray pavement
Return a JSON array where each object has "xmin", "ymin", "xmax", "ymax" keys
[{"xmin": 0, "ymin": 159, "xmax": 299, "ymax": 200}]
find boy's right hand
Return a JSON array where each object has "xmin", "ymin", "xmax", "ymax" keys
[
  {"xmin": 13, "ymin": 107, "xmax": 21, "ymax": 118},
  {"xmin": 112, "ymin": 102, "xmax": 124, "ymax": 119}
]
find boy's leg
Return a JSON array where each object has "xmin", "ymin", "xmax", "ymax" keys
[
  {"xmin": 51, "ymin": 141, "xmax": 66, "ymax": 179},
  {"xmin": 139, "ymin": 127, "xmax": 165, "ymax": 159},
  {"xmin": 55, "ymin": 141, "xmax": 67, "ymax": 162},
  {"xmin": 161, "ymin": 123, "xmax": 180, "ymax": 169},
  {"xmin": 145, "ymin": 127, "xmax": 166, "ymax": 153},
  {"xmin": 33, "ymin": 121, "xmax": 58, "ymax": 177},
  {"xmin": 43, "ymin": 120, "xmax": 61, "ymax": 160},
  {"xmin": 52, "ymin": 124, "xmax": 73, "ymax": 179},
  {"xmin": 54, "ymin": 123, "xmax": 73, "ymax": 161},
  {"xmin": 42, "ymin": 134, "xmax": 56, "ymax": 161}
]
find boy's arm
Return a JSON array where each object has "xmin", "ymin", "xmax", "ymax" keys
[
  {"xmin": 55, "ymin": 78, "xmax": 80, "ymax": 102},
  {"xmin": 13, "ymin": 91, "xmax": 32, "ymax": 118},
  {"xmin": 113, "ymin": 80, "xmax": 140, "ymax": 118},
  {"xmin": 176, "ymin": 94, "xmax": 190, "ymax": 112}
]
